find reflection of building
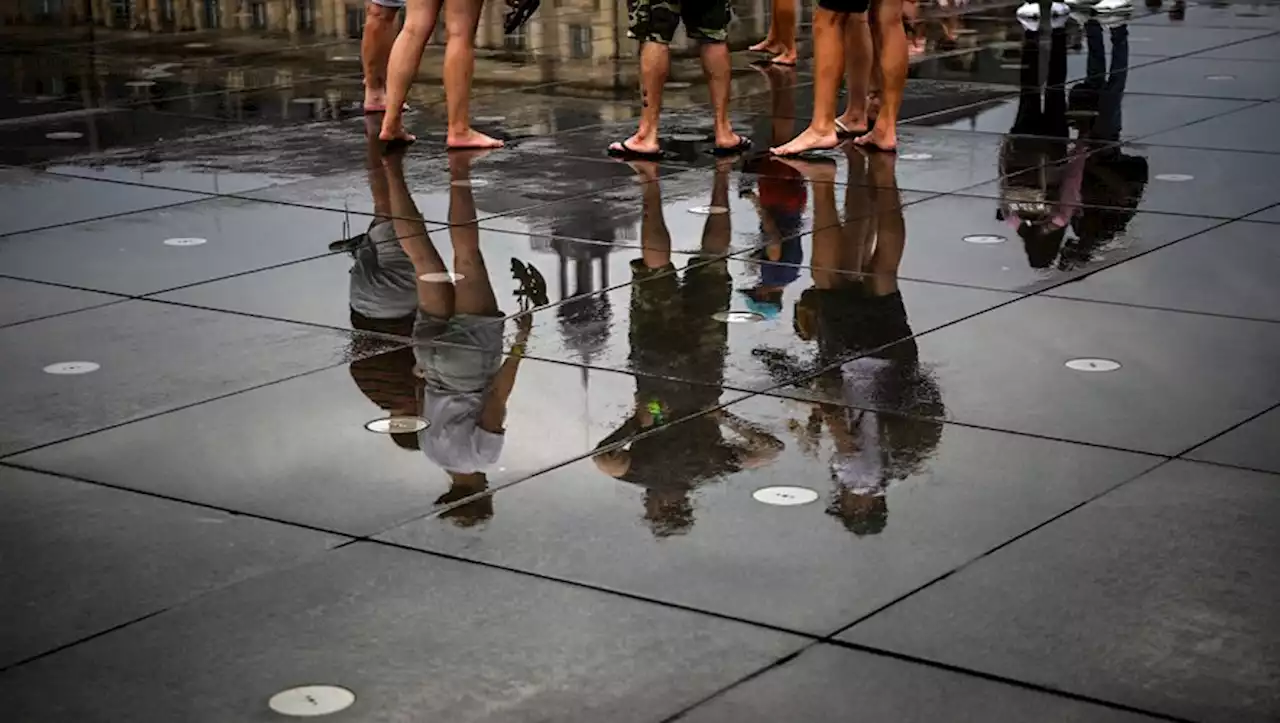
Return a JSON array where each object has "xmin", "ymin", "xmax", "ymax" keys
[{"xmin": 6, "ymin": 0, "xmax": 769, "ymax": 54}]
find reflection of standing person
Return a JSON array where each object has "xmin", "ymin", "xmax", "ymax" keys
[
  {"xmin": 592, "ymin": 159, "xmax": 782, "ymax": 537},
  {"xmin": 382, "ymin": 145, "xmax": 530, "ymax": 525},
  {"xmin": 761, "ymin": 149, "xmax": 943, "ymax": 535},
  {"xmin": 346, "ymin": 121, "xmax": 424, "ymax": 450},
  {"xmin": 1065, "ymin": 19, "xmax": 1149, "ymax": 269},
  {"xmin": 999, "ymin": 23, "xmax": 1086, "ymax": 270}
]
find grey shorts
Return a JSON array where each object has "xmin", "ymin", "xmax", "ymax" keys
[
  {"xmin": 370, "ymin": 0, "xmax": 405, "ymax": 9},
  {"xmin": 412, "ymin": 313, "xmax": 505, "ymax": 394}
]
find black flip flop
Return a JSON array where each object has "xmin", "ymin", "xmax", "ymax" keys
[
  {"xmin": 709, "ymin": 135, "xmax": 753, "ymax": 157},
  {"xmin": 503, "ymin": 0, "xmax": 541, "ymax": 34},
  {"xmin": 382, "ymin": 137, "xmax": 415, "ymax": 155},
  {"xmin": 607, "ymin": 140, "xmax": 664, "ymax": 160}
]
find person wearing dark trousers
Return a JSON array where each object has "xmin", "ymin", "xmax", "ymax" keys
[{"xmin": 592, "ymin": 158, "xmax": 782, "ymax": 537}]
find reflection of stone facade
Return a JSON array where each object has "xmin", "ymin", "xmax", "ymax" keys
[{"xmin": 5, "ymin": 0, "xmax": 770, "ymax": 55}]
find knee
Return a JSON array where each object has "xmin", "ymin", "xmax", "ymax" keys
[{"xmin": 364, "ymin": 3, "xmax": 398, "ymax": 24}]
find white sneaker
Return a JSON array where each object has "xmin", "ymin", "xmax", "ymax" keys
[
  {"xmin": 1016, "ymin": 1, "xmax": 1071, "ymax": 18},
  {"xmin": 1094, "ymin": 0, "xmax": 1132, "ymax": 13}
]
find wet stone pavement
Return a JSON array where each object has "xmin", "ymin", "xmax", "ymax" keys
[{"xmin": 1, "ymin": 0, "xmax": 1279, "ymax": 720}]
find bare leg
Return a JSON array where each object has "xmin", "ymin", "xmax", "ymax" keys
[
  {"xmin": 364, "ymin": 117, "xmax": 392, "ymax": 222},
  {"xmin": 380, "ymin": 0, "xmax": 442, "ymax": 142},
  {"xmin": 383, "ymin": 148, "xmax": 453, "ymax": 317},
  {"xmin": 701, "ymin": 42, "xmax": 745, "ymax": 150},
  {"xmin": 447, "ymin": 151, "xmax": 500, "ymax": 315},
  {"xmin": 750, "ymin": 0, "xmax": 783, "ymax": 52},
  {"xmin": 781, "ymin": 158, "xmax": 842, "ymax": 288},
  {"xmin": 837, "ymin": 13, "xmax": 873, "ymax": 134},
  {"xmin": 864, "ymin": 151, "xmax": 904, "ymax": 294},
  {"xmin": 613, "ymin": 41, "xmax": 669, "ymax": 155},
  {"xmin": 770, "ymin": 0, "xmax": 798, "ymax": 65},
  {"xmin": 771, "ymin": 8, "xmax": 847, "ymax": 156},
  {"xmin": 443, "ymin": 0, "xmax": 503, "ymax": 149},
  {"xmin": 635, "ymin": 162, "xmax": 672, "ymax": 269},
  {"xmin": 857, "ymin": 0, "xmax": 906, "ymax": 151},
  {"xmin": 361, "ymin": 2, "xmax": 400, "ymax": 111},
  {"xmin": 701, "ymin": 158, "xmax": 734, "ymax": 256}
]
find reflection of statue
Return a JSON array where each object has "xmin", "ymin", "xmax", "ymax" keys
[
  {"xmin": 756, "ymin": 150, "xmax": 943, "ymax": 537},
  {"xmin": 593, "ymin": 158, "xmax": 782, "ymax": 537}
]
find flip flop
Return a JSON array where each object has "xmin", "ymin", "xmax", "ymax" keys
[
  {"xmin": 835, "ymin": 119, "xmax": 869, "ymax": 138},
  {"xmin": 381, "ymin": 136, "xmax": 415, "ymax": 154},
  {"xmin": 503, "ymin": 0, "xmax": 541, "ymax": 34},
  {"xmin": 709, "ymin": 135, "xmax": 753, "ymax": 157},
  {"xmin": 607, "ymin": 140, "xmax": 664, "ymax": 160}
]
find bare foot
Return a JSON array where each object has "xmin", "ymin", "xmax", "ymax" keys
[
  {"xmin": 770, "ymin": 48, "xmax": 798, "ymax": 66},
  {"xmin": 770, "ymin": 126, "xmax": 840, "ymax": 156},
  {"xmin": 446, "ymin": 128, "xmax": 505, "ymax": 150},
  {"xmin": 379, "ymin": 120, "xmax": 416, "ymax": 144},
  {"xmin": 854, "ymin": 125, "xmax": 898, "ymax": 153},
  {"xmin": 449, "ymin": 147, "xmax": 497, "ymax": 168},
  {"xmin": 749, "ymin": 37, "xmax": 782, "ymax": 53},
  {"xmin": 364, "ymin": 85, "xmax": 387, "ymax": 112}
]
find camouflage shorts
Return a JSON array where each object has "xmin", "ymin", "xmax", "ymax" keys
[{"xmin": 628, "ymin": 0, "xmax": 732, "ymax": 44}]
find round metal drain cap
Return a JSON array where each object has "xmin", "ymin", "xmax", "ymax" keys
[
  {"xmin": 365, "ymin": 416, "xmax": 430, "ymax": 434},
  {"xmin": 45, "ymin": 131, "xmax": 83, "ymax": 140},
  {"xmin": 670, "ymin": 133, "xmax": 708, "ymax": 143},
  {"xmin": 753, "ymin": 486, "xmax": 819, "ymax": 506},
  {"xmin": 268, "ymin": 685, "xmax": 356, "ymax": 717},
  {"xmin": 473, "ymin": 115, "xmax": 507, "ymax": 123},
  {"xmin": 164, "ymin": 237, "xmax": 207, "ymax": 247},
  {"xmin": 665, "ymin": 81, "xmax": 692, "ymax": 89},
  {"xmin": 963, "ymin": 234, "xmax": 1006, "ymax": 244},
  {"xmin": 292, "ymin": 97, "xmax": 323, "ymax": 104},
  {"xmin": 418, "ymin": 271, "xmax": 464, "ymax": 283},
  {"xmin": 1204, "ymin": 74, "xmax": 1235, "ymax": 81},
  {"xmin": 126, "ymin": 80, "xmax": 156, "ymax": 88},
  {"xmin": 1065, "ymin": 358, "xmax": 1121, "ymax": 372},
  {"xmin": 328, "ymin": 55, "xmax": 358, "ymax": 61},
  {"xmin": 899, "ymin": 152, "xmax": 933, "ymax": 161},
  {"xmin": 1155, "ymin": 173, "xmax": 1194, "ymax": 182},
  {"xmin": 712, "ymin": 310, "xmax": 765, "ymax": 323},
  {"xmin": 43, "ymin": 361, "xmax": 100, "ymax": 375},
  {"xmin": 184, "ymin": 42, "xmax": 211, "ymax": 48},
  {"xmin": 450, "ymin": 178, "xmax": 489, "ymax": 188},
  {"xmin": 688, "ymin": 205, "xmax": 730, "ymax": 215}
]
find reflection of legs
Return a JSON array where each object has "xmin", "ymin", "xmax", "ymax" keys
[
  {"xmin": 384, "ymin": 151, "xmax": 452, "ymax": 318},
  {"xmin": 1011, "ymin": 31, "xmax": 1042, "ymax": 134},
  {"xmin": 364, "ymin": 117, "xmax": 392, "ymax": 222},
  {"xmin": 763, "ymin": 65, "xmax": 797, "ymax": 145},
  {"xmin": 1097, "ymin": 24, "xmax": 1128, "ymax": 140},
  {"xmin": 1084, "ymin": 20, "xmax": 1105, "ymax": 82},
  {"xmin": 443, "ymin": 0, "xmax": 503, "ymax": 149},
  {"xmin": 701, "ymin": 41, "xmax": 745, "ymax": 149},
  {"xmin": 856, "ymin": 0, "xmax": 906, "ymax": 151},
  {"xmin": 786, "ymin": 160, "xmax": 843, "ymax": 288},
  {"xmin": 380, "ymin": 0, "xmax": 442, "ymax": 143},
  {"xmin": 841, "ymin": 146, "xmax": 875, "ymax": 273},
  {"xmin": 837, "ymin": 14, "xmax": 874, "ymax": 134},
  {"xmin": 447, "ymin": 153, "xmax": 499, "ymax": 316},
  {"xmin": 771, "ymin": 8, "xmax": 847, "ymax": 155},
  {"xmin": 638, "ymin": 167, "xmax": 673, "ymax": 270},
  {"xmin": 362, "ymin": 2, "xmax": 400, "ymax": 110},
  {"xmin": 1045, "ymin": 29, "xmax": 1069, "ymax": 137},
  {"xmin": 865, "ymin": 152, "xmax": 904, "ymax": 295},
  {"xmin": 701, "ymin": 161, "xmax": 733, "ymax": 256}
]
